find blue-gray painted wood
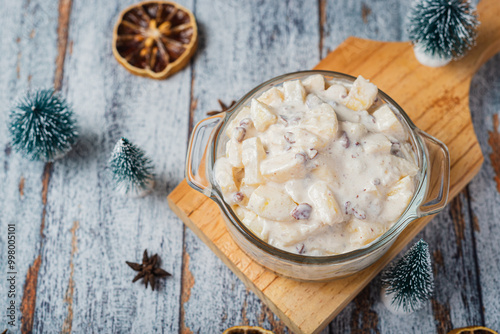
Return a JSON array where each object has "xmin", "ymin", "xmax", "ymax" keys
[
  {"xmin": 0, "ymin": 0, "xmax": 60, "ymax": 333},
  {"xmin": 0, "ymin": 0, "xmax": 498, "ymax": 333},
  {"xmin": 50, "ymin": 0, "xmax": 193, "ymax": 332},
  {"xmin": 468, "ymin": 53, "xmax": 500, "ymax": 331}
]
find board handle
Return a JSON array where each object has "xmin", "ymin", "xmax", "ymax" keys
[
  {"xmin": 458, "ymin": 0, "xmax": 500, "ymax": 76},
  {"xmin": 417, "ymin": 129, "xmax": 450, "ymax": 216},
  {"xmin": 185, "ymin": 114, "xmax": 224, "ymax": 196}
]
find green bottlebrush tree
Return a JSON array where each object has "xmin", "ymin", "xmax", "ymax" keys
[
  {"xmin": 8, "ymin": 88, "xmax": 78, "ymax": 161},
  {"xmin": 109, "ymin": 137, "xmax": 154, "ymax": 197},
  {"xmin": 381, "ymin": 239, "xmax": 434, "ymax": 314},
  {"xmin": 408, "ymin": 0, "xmax": 479, "ymax": 67}
]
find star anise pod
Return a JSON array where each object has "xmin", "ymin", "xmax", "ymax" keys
[
  {"xmin": 126, "ymin": 250, "xmax": 171, "ymax": 291},
  {"xmin": 206, "ymin": 99, "xmax": 236, "ymax": 116}
]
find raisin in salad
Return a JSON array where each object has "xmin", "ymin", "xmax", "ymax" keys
[{"xmin": 214, "ymin": 75, "xmax": 418, "ymax": 256}]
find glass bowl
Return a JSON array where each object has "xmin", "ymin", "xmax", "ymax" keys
[{"xmin": 185, "ymin": 70, "xmax": 450, "ymax": 281}]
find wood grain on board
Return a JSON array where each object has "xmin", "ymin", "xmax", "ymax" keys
[
  {"xmin": 1, "ymin": 0, "xmax": 499, "ymax": 333},
  {"xmin": 168, "ymin": 0, "xmax": 500, "ymax": 333}
]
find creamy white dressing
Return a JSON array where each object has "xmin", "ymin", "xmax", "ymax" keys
[{"xmin": 214, "ymin": 75, "xmax": 418, "ymax": 256}]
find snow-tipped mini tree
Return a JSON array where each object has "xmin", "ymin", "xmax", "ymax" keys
[
  {"xmin": 381, "ymin": 239, "xmax": 434, "ymax": 314},
  {"xmin": 408, "ymin": 0, "xmax": 479, "ymax": 67},
  {"xmin": 109, "ymin": 137, "xmax": 154, "ymax": 197},
  {"xmin": 8, "ymin": 88, "xmax": 78, "ymax": 161}
]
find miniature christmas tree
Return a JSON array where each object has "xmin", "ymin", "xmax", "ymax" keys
[
  {"xmin": 381, "ymin": 239, "xmax": 434, "ymax": 314},
  {"xmin": 408, "ymin": 0, "xmax": 479, "ymax": 67},
  {"xmin": 8, "ymin": 88, "xmax": 78, "ymax": 161},
  {"xmin": 109, "ymin": 137, "xmax": 155, "ymax": 197}
]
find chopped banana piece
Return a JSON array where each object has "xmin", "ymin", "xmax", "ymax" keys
[
  {"xmin": 225, "ymin": 106, "xmax": 252, "ymax": 138},
  {"xmin": 283, "ymin": 80, "xmax": 306, "ymax": 103},
  {"xmin": 241, "ymin": 137, "xmax": 266, "ymax": 185},
  {"xmin": 373, "ymin": 104, "xmax": 406, "ymax": 140},
  {"xmin": 214, "ymin": 157, "xmax": 237, "ymax": 194},
  {"xmin": 257, "ymin": 87, "xmax": 284, "ymax": 108},
  {"xmin": 260, "ymin": 152, "xmax": 307, "ymax": 182},
  {"xmin": 302, "ymin": 74, "xmax": 325, "ymax": 93},
  {"xmin": 362, "ymin": 133, "xmax": 392, "ymax": 154},
  {"xmin": 250, "ymin": 99, "xmax": 277, "ymax": 132},
  {"xmin": 345, "ymin": 76, "xmax": 378, "ymax": 111},
  {"xmin": 301, "ymin": 103, "xmax": 339, "ymax": 143},
  {"xmin": 247, "ymin": 184, "xmax": 296, "ymax": 221},
  {"xmin": 384, "ymin": 176, "xmax": 414, "ymax": 222},
  {"xmin": 226, "ymin": 139, "xmax": 243, "ymax": 168},
  {"xmin": 308, "ymin": 181, "xmax": 343, "ymax": 225}
]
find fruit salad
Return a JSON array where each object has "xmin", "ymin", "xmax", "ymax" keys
[{"xmin": 214, "ymin": 74, "xmax": 418, "ymax": 256}]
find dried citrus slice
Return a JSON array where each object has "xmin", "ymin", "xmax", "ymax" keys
[
  {"xmin": 222, "ymin": 326, "xmax": 274, "ymax": 334},
  {"xmin": 448, "ymin": 326, "xmax": 498, "ymax": 334},
  {"xmin": 113, "ymin": 1, "xmax": 197, "ymax": 79}
]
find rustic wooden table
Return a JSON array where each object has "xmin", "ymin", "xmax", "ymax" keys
[{"xmin": 1, "ymin": 0, "xmax": 498, "ymax": 333}]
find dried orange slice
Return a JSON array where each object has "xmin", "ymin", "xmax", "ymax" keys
[
  {"xmin": 222, "ymin": 326, "xmax": 274, "ymax": 334},
  {"xmin": 113, "ymin": 1, "xmax": 198, "ymax": 79},
  {"xmin": 448, "ymin": 326, "xmax": 498, "ymax": 334}
]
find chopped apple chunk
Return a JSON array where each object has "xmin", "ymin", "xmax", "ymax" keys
[
  {"xmin": 302, "ymin": 74, "xmax": 325, "ymax": 93},
  {"xmin": 301, "ymin": 103, "xmax": 339, "ymax": 144},
  {"xmin": 257, "ymin": 87, "xmax": 284, "ymax": 107},
  {"xmin": 384, "ymin": 176, "xmax": 414, "ymax": 222},
  {"xmin": 283, "ymin": 80, "xmax": 306, "ymax": 103},
  {"xmin": 373, "ymin": 104, "xmax": 406, "ymax": 140},
  {"xmin": 308, "ymin": 182, "xmax": 343, "ymax": 225},
  {"xmin": 347, "ymin": 219, "xmax": 386, "ymax": 247},
  {"xmin": 214, "ymin": 157, "xmax": 237, "ymax": 194},
  {"xmin": 226, "ymin": 139, "xmax": 243, "ymax": 168},
  {"xmin": 248, "ymin": 184, "xmax": 297, "ymax": 221},
  {"xmin": 345, "ymin": 76, "xmax": 378, "ymax": 111},
  {"xmin": 260, "ymin": 152, "xmax": 306, "ymax": 182},
  {"xmin": 250, "ymin": 99, "xmax": 277, "ymax": 132},
  {"xmin": 241, "ymin": 137, "xmax": 266, "ymax": 185}
]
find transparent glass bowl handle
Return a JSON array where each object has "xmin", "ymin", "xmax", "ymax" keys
[
  {"xmin": 417, "ymin": 129, "xmax": 451, "ymax": 216},
  {"xmin": 185, "ymin": 114, "xmax": 224, "ymax": 197}
]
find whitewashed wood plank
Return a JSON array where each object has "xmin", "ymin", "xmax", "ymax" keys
[
  {"xmin": 468, "ymin": 53, "xmax": 500, "ymax": 330},
  {"xmin": 321, "ymin": 0, "xmax": 411, "ymax": 58},
  {"xmin": 26, "ymin": 0, "xmax": 193, "ymax": 332},
  {"xmin": 0, "ymin": 1, "xmax": 60, "ymax": 333},
  {"xmin": 425, "ymin": 192, "xmax": 484, "ymax": 330},
  {"xmin": 183, "ymin": 1, "xmax": 319, "ymax": 333}
]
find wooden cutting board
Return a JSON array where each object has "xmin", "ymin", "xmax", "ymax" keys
[{"xmin": 168, "ymin": 1, "xmax": 500, "ymax": 333}]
